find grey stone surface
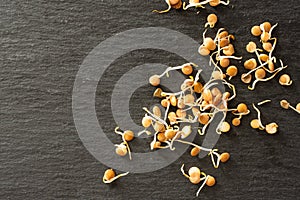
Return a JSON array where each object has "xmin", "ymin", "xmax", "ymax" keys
[{"xmin": 0, "ymin": 0, "xmax": 299, "ymax": 199}]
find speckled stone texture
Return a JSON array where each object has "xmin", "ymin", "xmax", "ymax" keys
[{"xmin": 1, "ymin": 0, "xmax": 299, "ymax": 199}]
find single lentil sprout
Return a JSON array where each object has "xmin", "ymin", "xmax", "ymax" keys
[
  {"xmin": 149, "ymin": 75, "xmax": 160, "ymax": 86},
  {"xmin": 194, "ymin": 82, "xmax": 203, "ymax": 93},
  {"xmin": 261, "ymin": 31, "xmax": 270, "ymax": 42},
  {"xmin": 209, "ymin": 0, "xmax": 230, "ymax": 7},
  {"xmin": 205, "ymin": 14, "xmax": 218, "ymax": 28},
  {"xmin": 199, "ymin": 45, "xmax": 210, "ymax": 56},
  {"xmin": 220, "ymin": 58, "xmax": 230, "ymax": 68},
  {"xmin": 191, "ymin": 147, "xmax": 201, "ymax": 156},
  {"xmin": 246, "ymin": 41, "xmax": 257, "ymax": 53},
  {"xmin": 153, "ymin": 88, "xmax": 163, "ymax": 98},
  {"xmin": 244, "ymin": 58, "xmax": 257, "ymax": 70},
  {"xmin": 218, "ymin": 30, "xmax": 228, "ymax": 38},
  {"xmin": 206, "ymin": 175, "xmax": 216, "ymax": 186},
  {"xmin": 170, "ymin": 95, "xmax": 177, "ymax": 106},
  {"xmin": 124, "ymin": 130, "xmax": 134, "ymax": 142},
  {"xmin": 262, "ymin": 42, "xmax": 273, "ymax": 52},
  {"xmin": 204, "ymin": 37, "xmax": 217, "ymax": 51},
  {"xmin": 241, "ymin": 73, "xmax": 252, "ymax": 84},
  {"xmin": 237, "ymin": 103, "xmax": 248, "ymax": 113},
  {"xmin": 279, "ymin": 74, "xmax": 292, "ymax": 86},
  {"xmin": 157, "ymin": 132, "xmax": 167, "ymax": 142},
  {"xmin": 103, "ymin": 169, "xmax": 129, "ymax": 184},
  {"xmin": 259, "ymin": 54, "xmax": 269, "ymax": 62},
  {"xmin": 181, "ymin": 64, "xmax": 193, "ymax": 75},
  {"xmin": 220, "ymin": 38, "xmax": 229, "ymax": 47},
  {"xmin": 232, "ymin": 118, "xmax": 240, "ymax": 126},
  {"xmin": 161, "ymin": 99, "xmax": 169, "ymax": 107},
  {"xmin": 115, "ymin": 144, "xmax": 128, "ymax": 156},
  {"xmin": 262, "ymin": 21, "xmax": 272, "ymax": 32},
  {"xmin": 251, "ymin": 25, "xmax": 262, "ymax": 36},
  {"xmin": 265, "ymin": 122, "xmax": 278, "ymax": 134},
  {"xmin": 280, "ymin": 100, "xmax": 300, "ymax": 114},
  {"xmin": 142, "ymin": 116, "xmax": 152, "ymax": 128},
  {"xmin": 198, "ymin": 113, "xmax": 210, "ymax": 125},
  {"xmin": 226, "ymin": 65, "xmax": 238, "ymax": 79},
  {"xmin": 181, "ymin": 164, "xmax": 201, "ymax": 184},
  {"xmin": 223, "ymin": 44, "xmax": 235, "ymax": 56},
  {"xmin": 250, "ymin": 119, "xmax": 260, "ymax": 129},
  {"xmin": 280, "ymin": 100, "xmax": 289, "ymax": 109},
  {"xmin": 103, "ymin": 169, "xmax": 115, "ymax": 182},
  {"xmin": 220, "ymin": 152, "xmax": 230, "ymax": 163},
  {"xmin": 255, "ymin": 68, "xmax": 266, "ymax": 79},
  {"xmin": 219, "ymin": 121, "xmax": 230, "ymax": 133}
]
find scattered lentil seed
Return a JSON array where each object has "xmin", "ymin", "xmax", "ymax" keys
[
  {"xmin": 232, "ymin": 117, "xmax": 240, "ymax": 126},
  {"xmin": 265, "ymin": 122, "xmax": 278, "ymax": 134},
  {"xmin": 149, "ymin": 75, "xmax": 160, "ymax": 86},
  {"xmin": 246, "ymin": 41, "xmax": 257, "ymax": 53},
  {"xmin": 209, "ymin": 0, "xmax": 230, "ymax": 7},
  {"xmin": 103, "ymin": 169, "xmax": 129, "ymax": 184},
  {"xmin": 205, "ymin": 14, "xmax": 218, "ymax": 28},
  {"xmin": 115, "ymin": 144, "xmax": 128, "ymax": 157},
  {"xmin": 279, "ymin": 74, "xmax": 292, "ymax": 86},
  {"xmin": 280, "ymin": 100, "xmax": 300, "ymax": 114},
  {"xmin": 280, "ymin": 100, "xmax": 289, "ymax": 109},
  {"xmin": 161, "ymin": 99, "xmax": 169, "ymax": 107},
  {"xmin": 204, "ymin": 37, "xmax": 217, "ymax": 51},
  {"xmin": 220, "ymin": 152, "xmax": 230, "ymax": 163},
  {"xmin": 157, "ymin": 132, "xmax": 167, "ymax": 142},
  {"xmin": 226, "ymin": 65, "xmax": 238, "ymax": 79},
  {"xmin": 241, "ymin": 73, "xmax": 252, "ymax": 84},
  {"xmin": 250, "ymin": 119, "xmax": 260, "ymax": 129},
  {"xmin": 237, "ymin": 103, "xmax": 248, "ymax": 113},
  {"xmin": 223, "ymin": 44, "xmax": 235, "ymax": 56},
  {"xmin": 260, "ymin": 31, "xmax": 270, "ymax": 42},
  {"xmin": 194, "ymin": 82, "xmax": 203, "ymax": 93},
  {"xmin": 262, "ymin": 21, "xmax": 272, "ymax": 32},
  {"xmin": 259, "ymin": 54, "xmax": 269, "ymax": 62},
  {"xmin": 219, "ymin": 121, "xmax": 230, "ymax": 133},
  {"xmin": 255, "ymin": 68, "xmax": 266, "ymax": 79},
  {"xmin": 262, "ymin": 42, "xmax": 273, "ymax": 52},
  {"xmin": 190, "ymin": 147, "xmax": 201, "ymax": 157},
  {"xmin": 220, "ymin": 58, "xmax": 230, "ymax": 68},
  {"xmin": 142, "ymin": 116, "xmax": 152, "ymax": 128},
  {"xmin": 181, "ymin": 64, "xmax": 193, "ymax": 75},
  {"xmin": 153, "ymin": 88, "xmax": 163, "ymax": 98},
  {"xmin": 205, "ymin": 175, "xmax": 216, "ymax": 186},
  {"xmin": 244, "ymin": 58, "xmax": 257, "ymax": 70},
  {"xmin": 251, "ymin": 25, "xmax": 262, "ymax": 36},
  {"xmin": 124, "ymin": 130, "xmax": 134, "ymax": 142},
  {"xmin": 199, "ymin": 45, "xmax": 210, "ymax": 56}
]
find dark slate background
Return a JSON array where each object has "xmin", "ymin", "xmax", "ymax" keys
[{"xmin": 1, "ymin": 0, "xmax": 299, "ymax": 199}]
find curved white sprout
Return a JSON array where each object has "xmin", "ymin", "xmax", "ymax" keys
[
  {"xmin": 252, "ymin": 103, "xmax": 265, "ymax": 130},
  {"xmin": 152, "ymin": 0, "xmax": 171, "ymax": 14},
  {"xmin": 196, "ymin": 175, "xmax": 209, "ymax": 196}
]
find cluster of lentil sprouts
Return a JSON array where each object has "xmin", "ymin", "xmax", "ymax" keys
[{"xmin": 102, "ymin": 0, "xmax": 299, "ymax": 197}]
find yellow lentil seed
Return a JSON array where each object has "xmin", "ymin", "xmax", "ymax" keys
[{"xmin": 251, "ymin": 25, "xmax": 262, "ymax": 36}]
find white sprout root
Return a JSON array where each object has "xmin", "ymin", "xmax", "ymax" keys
[
  {"xmin": 252, "ymin": 103, "xmax": 265, "ymax": 130},
  {"xmin": 196, "ymin": 175, "xmax": 208, "ymax": 196},
  {"xmin": 152, "ymin": 0, "xmax": 171, "ymax": 14}
]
